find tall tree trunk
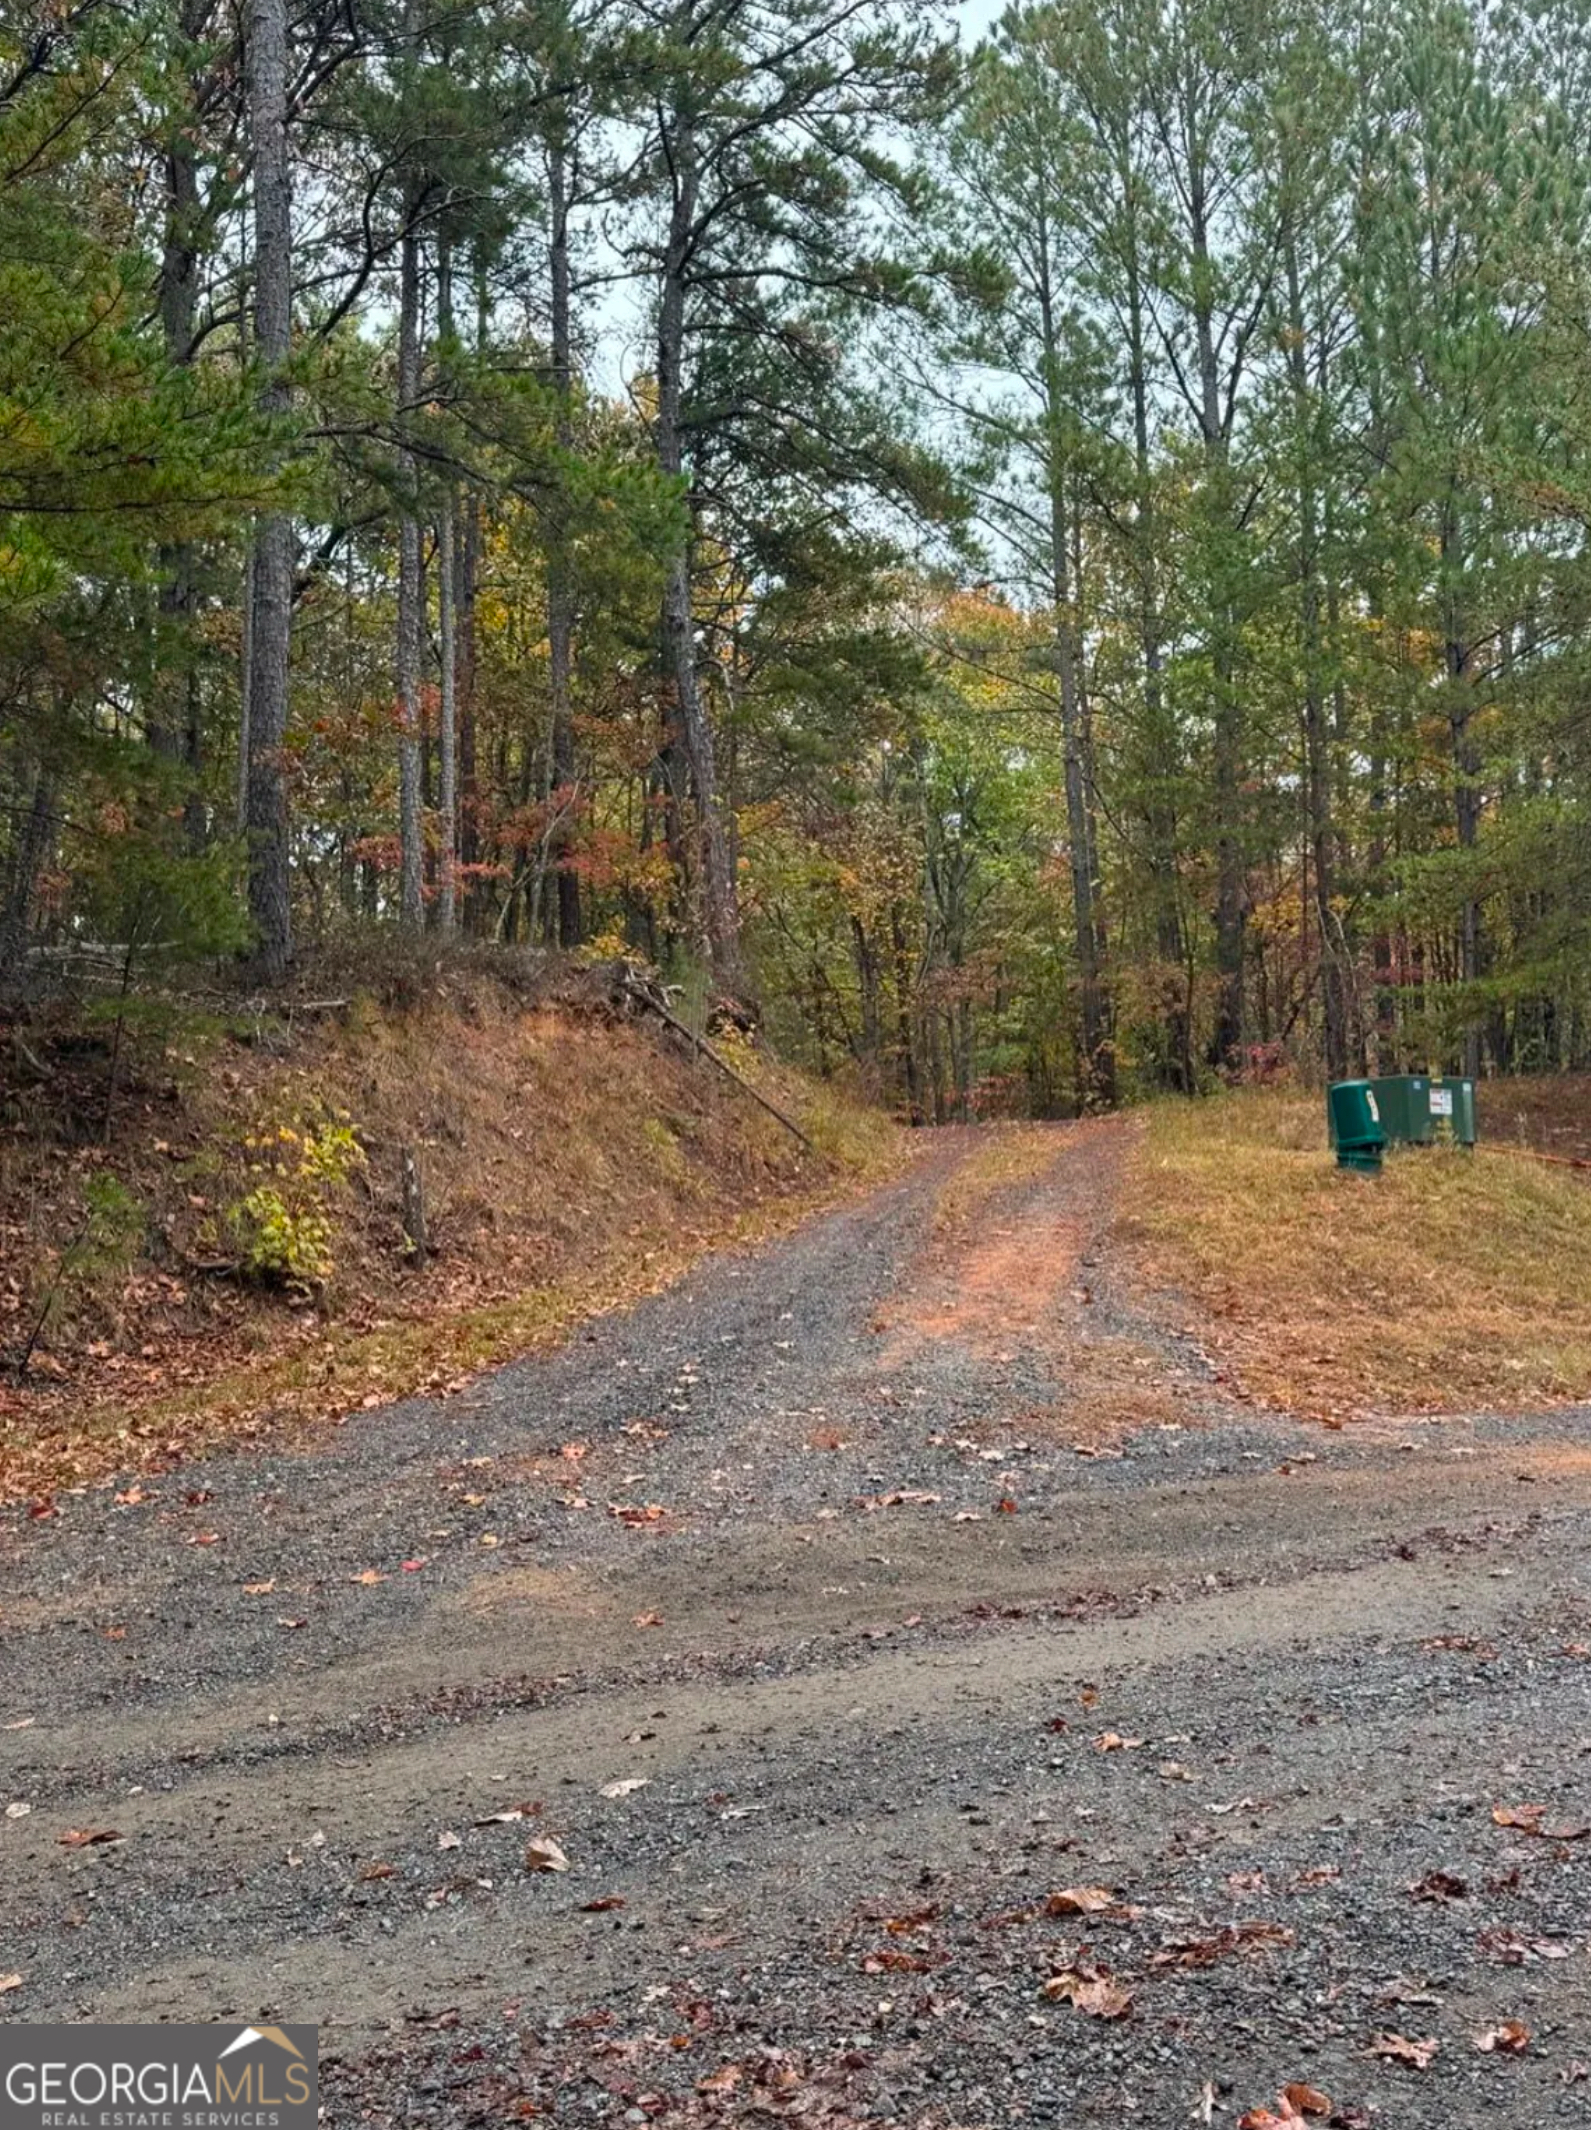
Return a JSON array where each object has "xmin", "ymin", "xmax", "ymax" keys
[
  {"xmin": 1186, "ymin": 150, "xmax": 1245, "ymax": 1073},
  {"xmin": 1123, "ymin": 204, "xmax": 1187, "ymax": 1092},
  {"xmin": 889, "ymin": 905, "xmax": 923, "ymax": 1124},
  {"xmin": 153, "ymin": 98, "xmax": 199, "ymax": 775},
  {"xmin": 1441, "ymin": 504, "xmax": 1483, "ymax": 1080},
  {"xmin": 1036, "ymin": 207, "xmax": 1112, "ymax": 1109},
  {"xmin": 0, "ymin": 767, "xmax": 55, "ymax": 991},
  {"xmin": 154, "ymin": 0, "xmax": 219, "ymax": 852},
  {"xmin": 1286, "ymin": 239, "xmax": 1347, "ymax": 1081},
  {"xmin": 244, "ymin": 0, "xmax": 293, "ymax": 981},
  {"xmin": 548, "ymin": 135, "xmax": 581, "ymax": 947},
  {"xmin": 435, "ymin": 230, "xmax": 457, "ymax": 933},
  {"xmin": 850, "ymin": 915, "xmax": 882, "ymax": 1095},
  {"xmin": 655, "ymin": 104, "xmax": 744, "ymax": 998},
  {"xmin": 396, "ymin": 181, "xmax": 425, "ymax": 931}
]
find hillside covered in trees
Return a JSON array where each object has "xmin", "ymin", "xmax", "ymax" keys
[{"xmin": 6, "ymin": 0, "xmax": 1591, "ymax": 1119}]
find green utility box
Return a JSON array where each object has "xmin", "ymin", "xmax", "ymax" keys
[
  {"xmin": 1371, "ymin": 1074, "xmax": 1477, "ymax": 1147},
  {"xmin": 1327, "ymin": 1079, "xmax": 1387, "ymax": 1172}
]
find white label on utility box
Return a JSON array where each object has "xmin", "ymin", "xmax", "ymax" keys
[{"xmin": 1430, "ymin": 1087, "xmax": 1454, "ymax": 1116}]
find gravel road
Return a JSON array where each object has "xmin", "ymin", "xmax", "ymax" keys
[{"xmin": 3, "ymin": 1119, "xmax": 1590, "ymax": 2128}]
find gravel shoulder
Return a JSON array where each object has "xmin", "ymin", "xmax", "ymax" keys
[{"xmin": 4, "ymin": 1119, "xmax": 1590, "ymax": 2127}]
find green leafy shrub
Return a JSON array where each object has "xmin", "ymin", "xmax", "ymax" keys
[{"xmin": 229, "ymin": 1112, "xmax": 364, "ymax": 1288}]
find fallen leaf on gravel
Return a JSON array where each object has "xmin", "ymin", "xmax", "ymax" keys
[
  {"xmin": 474, "ymin": 1806, "xmax": 538, "ymax": 1825},
  {"xmin": 1046, "ymin": 1887, "xmax": 1116, "ymax": 1915},
  {"xmin": 186, "ymin": 1532, "xmax": 219, "ymax": 1547},
  {"xmin": 1492, "ymin": 1803, "xmax": 1589, "ymax": 1839},
  {"xmin": 633, "ymin": 1611, "xmax": 664, "ymax": 1628},
  {"xmin": 1, "ymin": 1719, "xmax": 35, "ymax": 1732},
  {"xmin": 358, "ymin": 1861, "xmax": 397, "ymax": 1881},
  {"xmin": 1042, "ymin": 1969, "xmax": 1133, "ymax": 2018},
  {"xmin": 581, "ymin": 1895, "xmax": 626, "ymax": 1913},
  {"xmin": 1369, "ymin": 2032, "xmax": 1438, "ymax": 2068},
  {"xmin": 862, "ymin": 1948, "xmax": 939, "ymax": 1974},
  {"xmin": 58, "ymin": 1828, "xmax": 122, "ymax": 1848},
  {"xmin": 1474, "ymin": 2021, "xmax": 1530, "ymax": 2054},
  {"xmin": 696, "ymin": 2067, "xmax": 742, "ymax": 2096},
  {"xmin": 5, "ymin": 1802, "xmax": 31, "ymax": 1819},
  {"xmin": 525, "ymin": 1836, "xmax": 570, "ymax": 1873},
  {"xmin": 350, "ymin": 1568, "xmax": 387, "ymax": 1586},
  {"xmin": 113, "ymin": 1485, "xmax": 150, "ymax": 1506},
  {"xmin": 1492, "ymin": 1803, "xmax": 1546, "ymax": 1830},
  {"xmin": 401, "ymin": 1558, "xmax": 427, "ymax": 1572},
  {"xmin": 1375, "ymin": 1979, "xmax": 1442, "ymax": 2008},
  {"xmin": 1159, "ymin": 1761, "xmax": 1197, "ymax": 1782},
  {"xmin": 1093, "ymin": 1732, "xmax": 1144, "ymax": 1752},
  {"xmin": 952, "ymin": 1510, "xmax": 983, "ymax": 1522},
  {"xmin": 995, "ymin": 1497, "xmax": 1018, "ymax": 1514},
  {"xmin": 883, "ymin": 1906, "xmax": 938, "ymax": 1933},
  {"xmin": 277, "ymin": 1616, "xmax": 306, "ymax": 1630},
  {"xmin": 1406, "ymin": 1870, "xmax": 1468, "ymax": 1903},
  {"xmin": 609, "ymin": 1502, "xmax": 666, "ymax": 1526},
  {"xmin": 0, "ymin": 1974, "xmax": 21, "ymax": 1994},
  {"xmin": 437, "ymin": 1830, "xmax": 462, "ymax": 1851},
  {"xmin": 242, "ymin": 1579, "xmax": 276, "ymax": 1596},
  {"xmin": 1281, "ymin": 2084, "xmax": 1330, "ymax": 2116},
  {"xmin": 599, "ymin": 1778, "xmax": 649, "ymax": 1800},
  {"xmin": 1210, "ymin": 1796, "xmax": 1261, "ymax": 1816},
  {"xmin": 28, "ymin": 1498, "xmax": 57, "ymax": 1520},
  {"xmin": 1150, "ymin": 1921, "xmax": 1294, "ymax": 1969},
  {"xmin": 1192, "ymin": 2081, "xmax": 1216, "ymax": 2124},
  {"xmin": 1290, "ymin": 1865, "xmax": 1340, "ymax": 1888}
]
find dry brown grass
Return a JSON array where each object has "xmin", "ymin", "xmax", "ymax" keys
[
  {"xmin": 0, "ymin": 984, "xmax": 906, "ymax": 1499},
  {"xmin": 1119, "ymin": 1088, "xmax": 1591, "ymax": 1420}
]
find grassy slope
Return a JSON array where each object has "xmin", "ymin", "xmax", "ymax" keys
[
  {"xmin": 1119, "ymin": 1086, "xmax": 1591, "ymax": 1420},
  {"xmin": 0, "ymin": 982, "xmax": 904, "ymax": 1500}
]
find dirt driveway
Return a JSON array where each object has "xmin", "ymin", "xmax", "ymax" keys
[{"xmin": 3, "ymin": 1121, "xmax": 1590, "ymax": 2127}]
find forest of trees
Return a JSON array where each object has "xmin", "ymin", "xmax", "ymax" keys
[{"xmin": 5, "ymin": 0, "xmax": 1591, "ymax": 1120}]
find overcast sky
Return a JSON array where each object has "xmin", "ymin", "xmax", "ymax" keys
[{"xmin": 957, "ymin": 0, "xmax": 1006, "ymax": 41}]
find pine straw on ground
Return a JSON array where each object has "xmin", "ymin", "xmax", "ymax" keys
[
  {"xmin": 1118, "ymin": 1086, "xmax": 1591, "ymax": 1422},
  {"xmin": 0, "ymin": 977, "xmax": 906, "ymax": 1502}
]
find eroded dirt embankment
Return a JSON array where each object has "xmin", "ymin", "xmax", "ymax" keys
[{"xmin": 0, "ymin": 972, "xmax": 897, "ymax": 1500}]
